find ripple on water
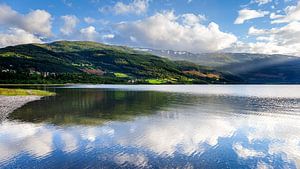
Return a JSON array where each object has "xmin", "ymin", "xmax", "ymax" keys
[{"xmin": 0, "ymin": 85, "xmax": 300, "ymax": 168}]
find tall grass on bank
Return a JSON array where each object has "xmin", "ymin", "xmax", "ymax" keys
[{"xmin": 0, "ymin": 88, "xmax": 55, "ymax": 96}]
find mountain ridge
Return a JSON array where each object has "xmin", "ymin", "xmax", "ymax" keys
[
  {"xmin": 141, "ymin": 48, "xmax": 300, "ymax": 84},
  {"xmin": 0, "ymin": 41, "xmax": 239, "ymax": 84}
]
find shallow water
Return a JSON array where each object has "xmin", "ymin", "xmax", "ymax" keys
[{"xmin": 1, "ymin": 85, "xmax": 300, "ymax": 168}]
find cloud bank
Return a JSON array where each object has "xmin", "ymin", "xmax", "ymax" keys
[{"xmin": 116, "ymin": 11, "xmax": 237, "ymax": 53}]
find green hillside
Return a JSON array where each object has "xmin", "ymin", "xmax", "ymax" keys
[
  {"xmin": 147, "ymin": 49, "xmax": 300, "ymax": 84},
  {"xmin": 0, "ymin": 41, "xmax": 239, "ymax": 84}
]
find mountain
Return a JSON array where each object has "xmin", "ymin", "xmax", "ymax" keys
[
  {"xmin": 142, "ymin": 48, "xmax": 300, "ymax": 84},
  {"xmin": 0, "ymin": 41, "xmax": 239, "ymax": 84}
]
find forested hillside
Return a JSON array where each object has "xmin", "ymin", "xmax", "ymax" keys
[{"xmin": 0, "ymin": 41, "xmax": 239, "ymax": 84}]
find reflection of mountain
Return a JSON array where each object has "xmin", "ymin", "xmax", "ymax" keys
[{"xmin": 9, "ymin": 89, "xmax": 174, "ymax": 125}]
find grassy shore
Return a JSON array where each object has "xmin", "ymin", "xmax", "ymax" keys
[
  {"xmin": 0, "ymin": 88, "xmax": 55, "ymax": 96},
  {"xmin": 0, "ymin": 84, "xmax": 68, "ymax": 86}
]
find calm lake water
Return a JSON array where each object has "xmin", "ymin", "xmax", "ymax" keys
[{"xmin": 1, "ymin": 85, "xmax": 300, "ymax": 169}]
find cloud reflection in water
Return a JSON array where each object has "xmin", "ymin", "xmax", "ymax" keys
[{"xmin": 1, "ymin": 86, "xmax": 300, "ymax": 168}]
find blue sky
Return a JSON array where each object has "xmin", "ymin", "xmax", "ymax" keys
[{"xmin": 0, "ymin": 0, "xmax": 299, "ymax": 55}]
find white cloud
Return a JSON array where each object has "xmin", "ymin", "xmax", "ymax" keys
[
  {"xmin": 60, "ymin": 15, "xmax": 79, "ymax": 35},
  {"xmin": 256, "ymin": 36, "xmax": 274, "ymax": 41},
  {"xmin": 84, "ymin": 17, "xmax": 96, "ymax": 24},
  {"xmin": 114, "ymin": 153, "xmax": 148, "ymax": 168},
  {"xmin": 0, "ymin": 4, "xmax": 52, "ymax": 36},
  {"xmin": 83, "ymin": 17, "xmax": 109, "ymax": 25},
  {"xmin": 102, "ymin": 34, "xmax": 115, "ymax": 39},
  {"xmin": 231, "ymin": 41, "xmax": 297, "ymax": 55},
  {"xmin": 233, "ymin": 143, "xmax": 265, "ymax": 159},
  {"xmin": 251, "ymin": 0, "xmax": 272, "ymax": 5},
  {"xmin": 0, "ymin": 122, "xmax": 53, "ymax": 161},
  {"xmin": 253, "ymin": 22, "xmax": 300, "ymax": 56},
  {"xmin": 80, "ymin": 26, "xmax": 98, "ymax": 40},
  {"xmin": 116, "ymin": 11, "xmax": 237, "ymax": 53},
  {"xmin": 271, "ymin": 1, "xmax": 300, "ymax": 24},
  {"xmin": 248, "ymin": 26, "xmax": 268, "ymax": 35},
  {"xmin": 0, "ymin": 28, "xmax": 42, "ymax": 48},
  {"xmin": 234, "ymin": 9, "xmax": 269, "ymax": 24},
  {"xmin": 229, "ymin": 2, "xmax": 300, "ymax": 56},
  {"xmin": 181, "ymin": 13, "xmax": 206, "ymax": 26},
  {"xmin": 270, "ymin": 12, "xmax": 284, "ymax": 19},
  {"xmin": 242, "ymin": 115, "xmax": 300, "ymax": 168},
  {"xmin": 60, "ymin": 132, "xmax": 78, "ymax": 153},
  {"xmin": 256, "ymin": 162, "xmax": 273, "ymax": 169},
  {"xmin": 228, "ymin": 21, "xmax": 300, "ymax": 56},
  {"xmin": 113, "ymin": 0, "xmax": 149, "ymax": 15},
  {"xmin": 113, "ymin": 111, "xmax": 235, "ymax": 156},
  {"xmin": 187, "ymin": 0, "xmax": 193, "ymax": 3}
]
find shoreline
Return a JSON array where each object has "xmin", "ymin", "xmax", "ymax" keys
[
  {"xmin": 1, "ymin": 83, "xmax": 300, "ymax": 86},
  {"xmin": 0, "ymin": 96, "xmax": 42, "ymax": 121}
]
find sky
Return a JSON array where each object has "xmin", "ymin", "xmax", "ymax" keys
[{"xmin": 0, "ymin": 0, "xmax": 300, "ymax": 56}]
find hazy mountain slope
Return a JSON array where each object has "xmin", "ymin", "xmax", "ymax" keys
[
  {"xmin": 144, "ymin": 49, "xmax": 300, "ymax": 84},
  {"xmin": 0, "ymin": 41, "xmax": 237, "ymax": 84}
]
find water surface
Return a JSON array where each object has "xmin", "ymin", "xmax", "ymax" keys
[{"xmin": 1, "ymin": 85, "xmax": 300, "ymax": 168}]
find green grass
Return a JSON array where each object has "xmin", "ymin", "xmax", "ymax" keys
[
  {"xmin": 114, "ymin": 72, "xmax": 129, "ymax": 78},
  {"xmin": 0, "ymin": 88, "xmax": 55, "ymax": 96},
  {"xmin": 0, "ymin": 52, "xmax": 32, "ymax": 59},
  {"xmin": 146, "ymin": 79, "xmax": 168, "ymax": 84}
]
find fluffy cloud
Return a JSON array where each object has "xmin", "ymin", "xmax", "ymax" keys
[
  {"xmin": 0, "ymin": 4, "xmax": 52, "ymax": 36},
  {"xmin": 60, "ymin": 15, "xmax": 79, "ymax": 35},
  {"xmin": 230, "ymin": 21, "xmax": 300, "ymax": 56},
  {"xmin": 115, "ymin": 11, "xmax": 237, "ymax": 53},
  {"xmin": 80, "ymin": 26, "xmax": 99, "ymax": 40},
  {"xmin": 271, "ymin": 1, "xmax": 300, "ymax": 24},
  {"xmin": 248, "ymin": 26, "xmax": 268, "ymax": 35},
  {"xmin": 0, "ymin": 122, "xmax": 53, "ymax": 161},
  {"xmin": 112, "ymin": 110, "xmax": 235, "ymax": 156},
  {"xmin": 181, "ymin": 13, "xmax": 206, "ymax": 26},
  {"xmin": 234, "ymin": 9, "xmax": 269, "ymax": 24},
  {"xmin": 270, "ymin": 12, "xmax": 284, "ymax": 19},
  {"xmin": 0, "ymin": 28, "xmax": 42, "ymax": 47},
  {"xmin": 113, "ymin": 0, "xmax": 149, "ymax": 15},
  {"xmin": 231, "ymin": 1, "xmax": 300, "ymax": 56}
]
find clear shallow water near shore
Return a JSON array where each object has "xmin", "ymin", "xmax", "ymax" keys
[{"xmin": 1, "ymin": 85, "xmax": 300, "ymax": 168}]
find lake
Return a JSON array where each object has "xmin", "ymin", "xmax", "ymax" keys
[{"xmin": 1, "ymin": 85, "xmax": 300, "ymax": 169}]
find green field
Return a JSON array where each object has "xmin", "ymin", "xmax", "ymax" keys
[
  {"xmin": 114, "ymin": 72, "xmax": 129, "ymax": 78},
  {"xmin": 145, "ymin": 79, "xmax": 168, "ymax": 84},
  {"xmin": 0, "ymin": 88, "xmax": 55, "ymax": 96}
]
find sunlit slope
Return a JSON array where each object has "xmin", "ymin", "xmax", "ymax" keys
[
  {"xmin": 0, "ymin": 41, "xmax": 239, "ymax": 84},
  {"xmin": 147, "ymin": 49, "xmax": 300, "ymax": 84}
]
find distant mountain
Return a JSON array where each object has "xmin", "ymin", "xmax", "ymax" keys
[
  {"xmin": 140, "ymin": 48, "xmax": 300, "ymax": 84},
  {"xmin": 0, "ymin": 41, "xmax": 238, "ymax": 84}
]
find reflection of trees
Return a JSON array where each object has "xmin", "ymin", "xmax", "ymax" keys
[
  {"xmin": 9, "ymin": 87, "xmax": 300, "ymax": 125},
  {"xmin": 9, "ymin": 89, "xmax": 173, "ymax": 125}
]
